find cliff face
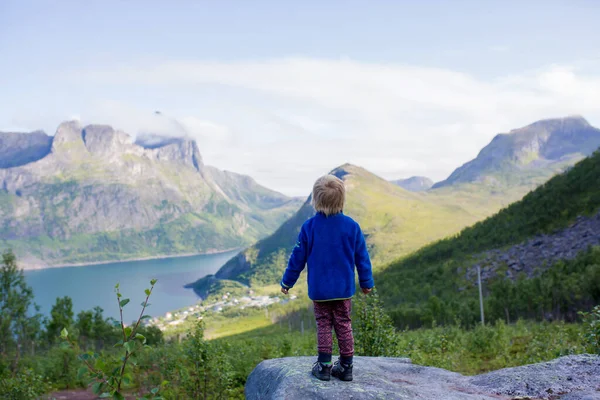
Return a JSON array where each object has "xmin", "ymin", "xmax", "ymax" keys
[
  {"xmin": 245, "ymin": 355, "xmax": 600, "ymax": 400},
  {"xmin": 0, "ymin": 121, "xmax": 303, "ymax": 266}
]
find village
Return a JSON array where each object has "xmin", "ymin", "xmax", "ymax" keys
[{"xmin": 145, "ymin": 291, "xmax": 298, "ymax": 331}]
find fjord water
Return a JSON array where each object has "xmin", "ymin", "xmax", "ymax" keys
[{"xmin": 24, "ymin": 250, "xmax": 239, "ymax": 322}]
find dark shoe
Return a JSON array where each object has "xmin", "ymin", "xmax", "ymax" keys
[
  {"xmin": 332, "ymin": 360, "xmax": 353, "ymax": 381},
  {"xmin": 312, "ymin": 361, "xmax": 332, "ymax": 381}
]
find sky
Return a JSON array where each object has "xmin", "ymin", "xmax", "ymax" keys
[{"xmin": 1, "ymin": 0, "xmax": 600, "ymax": 196}]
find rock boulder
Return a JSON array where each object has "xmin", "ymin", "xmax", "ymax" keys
[{"xmin": 245, "ymin": 355, "xmax": 600, "ymax": 400}]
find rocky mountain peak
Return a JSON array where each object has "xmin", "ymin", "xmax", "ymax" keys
[
  {"xmin": 433, "ymin": 116, "xmax": 600, "ymax": 188},
  {"xmin": 82, "ymin": 124, "xmax": 134, "ymax": 155},
  {"xmin": 151, "ymin": 137, "xmax": 203, "ymax": 171},
  {"xmin": 47, "ymin": 122, "xmax": 204, "ymax": 169},
  {"xmin": 513, "ymin": 115, "xmax": 590, "ymax": 133},
  {"xmin": 52, "ymin": 120, "xmax": 84, "ymax": 148},
  {"xmin": 330, "ymin": 163, "xmax": 362, "ymax": 180}
]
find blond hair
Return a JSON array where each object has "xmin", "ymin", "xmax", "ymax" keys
[{"xmin": 312, "ymin": 175, "xmax": 345, "ymax": 216}]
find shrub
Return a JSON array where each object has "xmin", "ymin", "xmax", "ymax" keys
[
  {"xmin": 62, "ymin": 280, "xmax": 165, "ymax": 399},
  {"xmin": 0, "ymin": 369, "xmax": 51, "ymax": 399},
  {"xmin": 354, "ymin": 290, "xmax": 400, "ymax": 356},
  {"xmin": 580, "ymin": 305, "xmax": 600, "ymax": 354}
]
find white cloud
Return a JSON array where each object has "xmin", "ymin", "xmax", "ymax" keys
[{"xmin": 52, "ymin": 58, "xmax": 600, "ymax": 195}]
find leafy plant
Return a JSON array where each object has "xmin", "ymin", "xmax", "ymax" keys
[
  {"xmin": 579, "ymin": 305, "xmax": 600, "ymax": 354},
  {"xmin": 354, "ymin": 289, "xmax": 400, "ymax": 356},
  {"xmin": 47, "ymin": 296, "xmax": 74, "ymax": 344},
  {"xmin": 0, "ymin": 368, "xmax": 51, "ymax": 399},
  {"xmin": 181, "ymin": 321, "xmax": 234, "ymax": 399},
  {"xmin": 62, "ymin": 279, "xmax": 164, "ymax": 399},
  {"xmin": 0, "ymin": 249, "xmax": 43, "ymax": 373}
]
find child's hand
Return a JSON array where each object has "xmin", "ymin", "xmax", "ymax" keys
[
  {"xmin": 362, "ymin": 287, "xmax": 373, "ymax": 295},
  {"xmin": 281, "ymin": 287, "xmax": 289, "ymax": 295}
]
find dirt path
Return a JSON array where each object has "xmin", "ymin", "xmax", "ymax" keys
[
  {"xmin": 47, "ymin": 389, "xmax": 137, "ymax": 400},
  {"xmin": 46, "ymin": 389, "xmax": 98, "ymax": 400}
]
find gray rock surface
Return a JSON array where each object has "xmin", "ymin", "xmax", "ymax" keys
[
  {"xmin": 471, "ymin": 354, "xmax": 600, "ymax": 399},
  {"xmin": 0, "ymin": 130, "xmax": 52, "ymax": 168},
  {"xmin": 467, "ymin": 211, "xmax": 600, "ymax": 284},
  {"xmin": 246, "ymin": 355, "xmax": 600, "ymax": 400}
]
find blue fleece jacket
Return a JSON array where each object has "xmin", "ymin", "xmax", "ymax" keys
[{"xmin": 280, "ymin": 212, "xmax": 374, "ymax": 301}]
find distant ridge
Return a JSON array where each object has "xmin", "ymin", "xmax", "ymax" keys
[
  {"xmin": 433, "ymin": 116, "xmax": 600, "ymax": 188},
  {"xmin": 0, "ymin": 130, "xmax": 52, "ymax": 168},
  {"xmin": 391, "ymin": 176, "xmax": 433, "ymax": 192}
]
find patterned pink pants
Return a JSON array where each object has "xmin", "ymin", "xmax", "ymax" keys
[{"xmin": 313, "ymin": 299, "xmax": 354, "ymax": 357}]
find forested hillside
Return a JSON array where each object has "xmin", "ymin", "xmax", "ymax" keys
[{"xmin": 378, "ymin": 150, "xmax": 600, "ymax": 328}]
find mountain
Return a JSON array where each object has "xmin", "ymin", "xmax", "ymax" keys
[
  {"xmin": 189, "ymin": 116, "xmax": 600, "ymax": 297},
  {"xmin": 0, "ymin": 130, "xmax": 52, "ymax": 168},
  {"xmin": 433, "ymin": 116, "xmax": 600, "ymax": 188},
  {"xmin": 0, "ymin": 121, "xmax": 303, "ymax": 267},
  {"xmin": 391, "ymin": 176, "xmax": 433, "ymax": 192},
  {"xmin": 377, "ymin": 149, "xmax": 600, "ymax": 328},
  {"xmin": 189, "ymin": 164, "xmax": 485, "ymax": 294}
]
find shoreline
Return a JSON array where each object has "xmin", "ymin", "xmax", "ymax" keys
[{"xmin": 20, "ymin": 248, "xmax": 241, "ymax": 271}]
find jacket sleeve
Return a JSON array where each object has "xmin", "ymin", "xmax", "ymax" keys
[
  {"xmin": 355, "ymin": 226, "xmax": 375, "ymax": 289},
  {"xmin": 281, "ymin": 225, "xmax": 308, "ymax": 289}
]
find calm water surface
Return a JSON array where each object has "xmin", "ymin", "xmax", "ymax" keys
[{"xmin": 24, "ymin": 250, "xmax": 238, "ymax": 322}]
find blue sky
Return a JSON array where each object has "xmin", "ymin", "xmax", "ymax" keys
[{"xmin": 1, "ymin": 0, "xmax": 599, "ymax": 195}]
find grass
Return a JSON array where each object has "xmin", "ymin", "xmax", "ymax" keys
[
  {"xmin": 396, "ymin": 320, "xmax": 587, "ymax": 375},
  {"xmin": 212, "ymin": 314, "xmax": 589, "ymax": 376},
  {"xmin": 205, "ymin": 313, "xmax": 276, "ymax": 339}
]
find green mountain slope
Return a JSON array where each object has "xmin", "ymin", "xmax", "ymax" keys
[
  {"xmin": 377, "ymin": 150, "xmax": 600, "ymax": 328},
  {"xmin": 0, "ymin": 121, "xmax": 303, "ymax": 267},
  {"xmin": 189, "ymin": 164, "xmax": 487, "ymax": 293},
  {"xmin": 189, "ymin": 116, "xmax": 600, "ymax": 299}
]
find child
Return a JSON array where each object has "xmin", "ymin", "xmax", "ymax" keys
[{"xmin": 280, "ymin": 174, "xmax": 374, "ymax": 382}]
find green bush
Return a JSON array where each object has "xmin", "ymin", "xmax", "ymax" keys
[
  {"xmin": 0, "ymin": 369, "xmax": 51, "ymax": 399},
  {"xmin": 181, "ymin": 322, "xmax": 234, "ymax": 399},
  {"xmin": 354, "ymin": 290, "xmax": 400, "ymax": 357},
  {"xmin": 580, "ymin": 305, "xmax": 600, "ymax": 354},
  {"xmin": 61, "ymin": 280, "xmax": 165, "ymax": 399}
]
